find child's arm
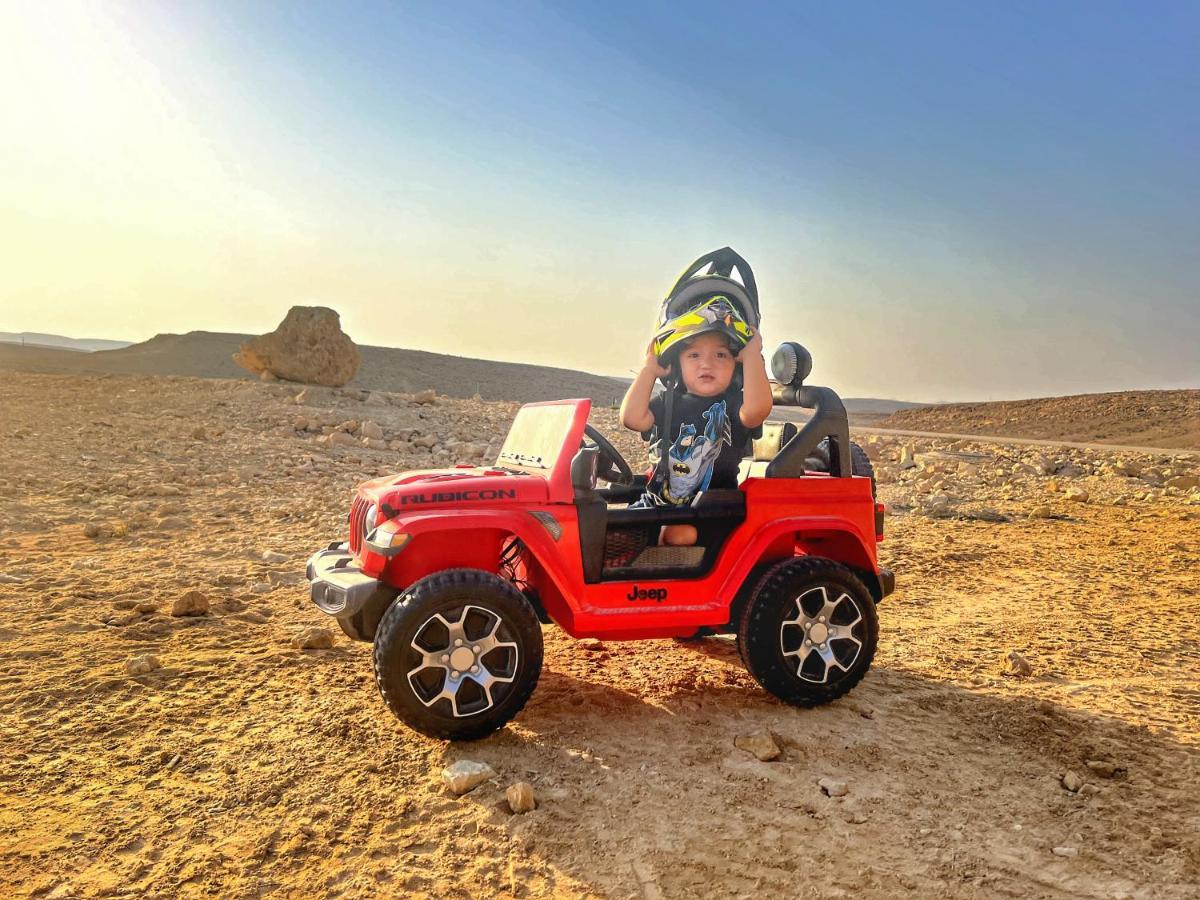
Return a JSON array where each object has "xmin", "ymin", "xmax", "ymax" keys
[
  {"xmin": 738, "ymin": 332, "xmax": 773, "ymax": 429},
  {"xmin": 620, "ymin": 341, "xmax": 670, "ymax": 433}
]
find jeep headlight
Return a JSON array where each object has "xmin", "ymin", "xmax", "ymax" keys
[{"xmin": 365, "ymin": 525, "xmax": 410, "ymax": 558}]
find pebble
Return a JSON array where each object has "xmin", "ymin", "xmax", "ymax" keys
[
  {"xmin": 1052, "ymin": 846, "xmax": 1079, "ymax": 858},
  {"xmin": 83, "ymin": 522, "xmax": 102, "ymax": 538},
  {"xmin": 818, "ymin": 776, "xmax": 848, "ymax": 797},
  {"xmin": 442, "ymin": 760, "xmax": 495, "ymax": 795},
  {"xmin": 291, "ymin": 627, "xmax": 334, "ymax": 650},
  {"xmin": 734, "ymin": 730, "xmax": 781, "ymax": 762},
  {"xmin": 261, "ymin": 551, "xmax": 288, "ymax": 564},
  {"xmin": 1085, "ymin": 760, "xmax": 1122, "ymax": 779},
  {"xmin": 578, "ymin": 638, "xmax": 604, "ymax": 651},
  {"xmin": 125, "ymin": 654, "xmax": 162, "ymax": 675},
  {"xmin": 1064, "ymin": 487, "xmax": 1090, "ymax": 503},
  {"xmin": 1029, "ymin": 505, "xmax": 1055, "ymax": 519},
  {"xmin": 1002, "ymin": 650, "xmax": 1033, "ymax": 677},
  {"xmin": 505, "ymin": 782, "xmax": 536, "ymax": 814},
  {"xmin": 171, "ymin": 590, "xmax": 210, "ymax": 617},
  {"xmin": 1061, "ymin": 771, "xmax": 1084, "ymax": 793}
]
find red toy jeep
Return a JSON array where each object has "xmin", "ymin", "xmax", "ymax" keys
[{"xmin": 307, "ymin": 344, "xmax": 893, "ymax": 740}]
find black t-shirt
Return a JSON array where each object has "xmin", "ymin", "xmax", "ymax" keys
[{"xmin": 643, "ymin": 388, "xmax": 756, "ymax": 504}]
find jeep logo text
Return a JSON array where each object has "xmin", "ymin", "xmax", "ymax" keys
[{"xmin": 626, "ymin": 585, "xmax": 668, "ymax": 602}]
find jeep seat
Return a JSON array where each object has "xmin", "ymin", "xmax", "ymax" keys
[{"xmin": 738, "ymin": 420, "xmax": 798, "ymax": 481}]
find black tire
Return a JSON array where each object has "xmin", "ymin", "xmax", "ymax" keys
[
  {"xmin": 737, "ymin": 557, "xmax": 878, "ymax": 707},
  {"xmin": 807, "ymin": 439, "xmax": 876, "ymax": 497},
  {"xmin": 372, "ymin": 569, "xmax": 543, "ymax": 741}
]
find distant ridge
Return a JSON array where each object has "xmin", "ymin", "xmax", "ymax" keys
[
  {"xmin": 0, "ymin": 330, "xmax": 632, "ymax": 406},
  {"xmin": 878, "ymin": 390, "xmax": 1200, "ymax": 450},
  {"xmin": 0, "ymin": 332, "xmax": 133, "ymax": 353},
  {"xmin": 842, "ymin": 397, "xmax": 931, "ymax": 415}
]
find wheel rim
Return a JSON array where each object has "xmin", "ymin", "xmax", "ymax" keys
[
  {"xmin": 779, "ymin": 585, "xmax": 865, "ymax": 685},
  {"xmin": 406, "ymin": 604, "xmax": 520, "ymax": 718}
]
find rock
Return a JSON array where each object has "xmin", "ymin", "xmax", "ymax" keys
[
  {"xmin": 735, "ymin": 730, "xmax": 781, "ymax": 762},
  {"xmin": 0, "ymin": 573, "xmax": 23, "ymax": 584},
  {"xmin": 898, "ymin": 445, "xmax": 917, "ymax": 470},
  {"xmin": 1111, "ymin": 459, "xmax": 1141, "ymax": 477},
  {"xmin": 1029, "ymin": 454, "xmax": 1055, "ymax": 475},
  {"xmin": 578, "ymin": 638, "xmax": 604, "ymax": 651},
  {"xmin": 327, "ymin": 432, "xmax": 358, "ymax": 448},
  {"xmin": 259, "ymin": 370, "xmax": 278, "ymax": 382},
  {"xmin": 360, "ymin": 420, "xmax": 384, "ymax": 441},
  {"xmin": 133, "ymin": 601, "xmax": 158, "ymax": 614},
  {"xmin": 362, "ymin": 438, "xmax": 388, "ymax": 451},
  {"xmin": 967, "ymin": 507, "xmax": 1007, "ymax": 522},
  {"xmin": 1064, "ymin": 487, "xmax": 1089, "ymax": 503},
  {"xmin": 291, "ymin": 627, "xmax": 334, "ymax": 650},
  {"xmin": 1061, "ymin": 771, "xmax": 1084, "ymax": 792},
  {"xmin": 83, "ymin": 522, "xmax": 102, "ymax": 538},
  {"xmin": 505, "ymin": 782, "xmax": 537, "ymax": 814},
  {"xmin": 412, "ymin": 433, "xmax": 438, "ymax": 449},
  {"xmin": 156, "ymin": 516, "xmax": 188, "ymax": 531},
  {"xmin": 125, "ymin": 653, "xmax": 161, "ymax": 675},
  {"xmin": 171, "ymin": 590, "xmax": 210, "ymax": 617},
  {"xmin": 1029, "ymin": 505, "xmax": 1055, "ymax": 519},
  {"xmin": 1085, "ymin": 760, "xmax": 1123, "ymax": 779},
  {"xmin": 1167, "ymin": 475, "xmax": 1199, "ymax": 490},
  {"xmin": 1002, "ymin": 650, "xmax": 1033, "ymax": 677},
  {"xmin": 190, "ymin": 425, "xmax": 207, "ymax": 440},
  {"xmin": 818, "ymin": 776, "xmax": 848, "ymax": 798},
  {"xmin": 442, "ymin": 760, "xmax": 495, "ymax": 795},
  {"xmin": 232, "ymin": 306, "xmax": 360, "ymax": 387},
  {"xmin": 1052, "ymin": 846, "xmax": 1079, "ymax": 858},
  {"xmin": 261, "ymin": 551, "xmax": 288, "ymax": 564}
]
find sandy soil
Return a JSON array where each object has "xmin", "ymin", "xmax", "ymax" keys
[
  {"xmin": 1, "ymin": 372, "xmax": 1198, "ymax": 899},
  {"xmin": 878, "ymin": 390, "xmax": 1200, "ymax": 451}
]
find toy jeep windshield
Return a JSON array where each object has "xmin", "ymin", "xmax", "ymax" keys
[{"xmin": 306, "ymin": 343, "xmax": 893, "ymax": 740}]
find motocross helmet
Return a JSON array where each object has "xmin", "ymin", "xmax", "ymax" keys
[{"xmin": 652, "ymin": 247, "xmax": 761, "ymax": 363}]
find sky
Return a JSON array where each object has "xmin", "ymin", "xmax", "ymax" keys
[{"xmin": 0, "ymin": 0, "xmax": 1197, "ymax": 402}]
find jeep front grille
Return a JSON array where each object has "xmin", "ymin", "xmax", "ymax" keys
[{"xmin": 349, "ymin": 496, "xmax": 370, "ymax": 555}]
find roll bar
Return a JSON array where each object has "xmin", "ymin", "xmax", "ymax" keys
[{"xmin": 765, "ymin": 385, "xmax": 852, "ymax": 479}]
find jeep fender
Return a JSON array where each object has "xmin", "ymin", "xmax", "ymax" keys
[
  {"xmin": 376, "ymin": 508, "xmax": 579, "ymax": 605},
  {"xmin": 719, "ymin": 515, "xmax": 883, "ymax": 603}
]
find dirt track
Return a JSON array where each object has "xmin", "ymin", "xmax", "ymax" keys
[{"xmin": 1, "ymin": 373, "xmax": 1198, "ymax": 898}]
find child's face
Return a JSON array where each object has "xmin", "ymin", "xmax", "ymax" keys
[{"xmin": 678, "ymin": 332, "xmax": 736, "ymax": 397}]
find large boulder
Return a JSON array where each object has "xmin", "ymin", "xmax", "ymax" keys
[{"xmin": 234, "ymin": 306, "xmax": 360, "ymax": 387}]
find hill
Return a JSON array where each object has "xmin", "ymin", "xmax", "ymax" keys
[
  {"xmin": 0, "ymin": 331, "xmax": 133, "ymax": 352},
  {"xmin": 877, "ymin": 389, "xmax": 1200, "ymax": 450},
  {"xmin": 0, "ymin": 330, "xmax": 631, "ymax": 405}
]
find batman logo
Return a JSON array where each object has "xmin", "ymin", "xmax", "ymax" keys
[{"xmin": 672, "ymin": 462, "xmax": 689, "ymax": 474}]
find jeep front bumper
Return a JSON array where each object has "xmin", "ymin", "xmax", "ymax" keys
[{"xmin": 306, "ymin": 542, "xmax": 381, "ymax": 618}]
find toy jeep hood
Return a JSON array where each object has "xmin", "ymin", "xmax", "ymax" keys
[{"xmin": 361, "ymin": 467, "xmax": 550, "ymax": 510}]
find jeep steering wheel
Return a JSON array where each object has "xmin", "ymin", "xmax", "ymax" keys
[{"xmin": 582, "ymin": 424, "xmax": 634, "ymax": 486}]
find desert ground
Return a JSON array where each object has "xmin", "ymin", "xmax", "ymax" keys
[{"xmin": 2, "ymin": 371, "xmax": 1198, "ymax": 898}]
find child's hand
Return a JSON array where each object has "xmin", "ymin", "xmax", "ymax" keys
[
  {"xmin": 643, "ymin": 339, "xmax": 671, "ymax": 378},
  {"xmin": 736, "ymin": 331, "xmax": 764, "ymax": 362}
]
